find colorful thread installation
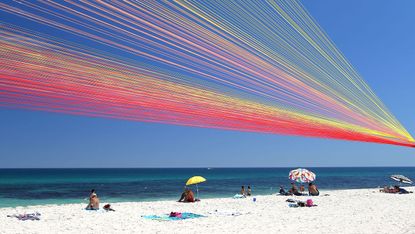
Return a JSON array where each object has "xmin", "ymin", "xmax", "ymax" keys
[{"xmin": 0, "ymin": 1, "xmax": 413, "ymax": 147}]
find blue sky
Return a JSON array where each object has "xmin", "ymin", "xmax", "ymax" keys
[{"xmin": 0, "ymin": 0, "xmax": 414, "ymax": 168}]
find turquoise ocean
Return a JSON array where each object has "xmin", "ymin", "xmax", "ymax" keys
[{"xmin": 0, "ymin": 167, "xmax": 414, "ymax": 208}]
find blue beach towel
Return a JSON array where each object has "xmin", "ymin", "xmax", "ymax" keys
[
  {"xmin": 143, "ymin": 212, "xmax": 205, "ymax": 221},
  {"xmin": 233, "ymin": 194, "xmax": 245, "ymax": 199}
]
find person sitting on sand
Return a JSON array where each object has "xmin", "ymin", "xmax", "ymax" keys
[
  {"xmin": 178, "ymin": 188, "xmax": 195, "ymax": 202},
  {"xmin": 289, "ymin": 182, "xmax": 302, "ymax": 196},
  {"xmin": 247, "ymin": 186, "xmax": 252, "ymax": 196},
  {"xmin": 86, "ymin": 189, "xmax": 100, "ymax": 210},
  {"xmin": 178, "ymin": 187, "xmax": 188, "ymax": 202},
  {"xmin": 89, "ymin": 189, "xmax": 97, "ymax": 198},
  {"xmin": 241, "ymin": 186, "xmax": 246, "ymax": 196},
  {"xmin": 279, "ymin": 186, "xmax": 290, "ymax": 196},
  {"xmin": 300, "ymin": 185, "xmax": 305, "ymax": 194},
  {"xmin": 185, "ymin": 189, "xmax": 195, "ymax": 202},
  {"xmin": 308, "ymin": 182, "xmax": 319, "ymax": 196}
]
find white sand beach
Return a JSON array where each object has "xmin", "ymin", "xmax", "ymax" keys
[{"xmin": 1, "ymin": 187, "xmax": 414, "ymax": 234}]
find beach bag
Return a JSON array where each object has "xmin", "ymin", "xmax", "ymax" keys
[
  {"xmin": 297, "ymin": 201, "xmax": 305, "ymax": 207},
  {"xmin": 103, "ymin": 204, "xmax": 115, "ymax": 211},
  {"xmin": 306, "ymin": 199, "xmax": 313, "ymax": 207}
]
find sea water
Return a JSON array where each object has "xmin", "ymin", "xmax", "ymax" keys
[{"xmin": 0, "ymin": 167, "xmax": 414, "ymax": 207}]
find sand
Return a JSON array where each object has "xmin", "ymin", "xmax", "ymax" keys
[{"xmin": 1, "ymin": 187, "xmax": 414, "ymax": 234}]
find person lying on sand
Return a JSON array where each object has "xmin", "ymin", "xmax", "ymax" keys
[
  {"xmin": 381, "ymin": 185, "xmax": 412, "ymax": 194},
  {"xmin": 380, "ymin": 186, "xmax": 400, "ymax": 193},
  {"xmin": 308, "ymin": 182, "xmax": 320, "ymax": 196},
  {"xmin": 86, "ymin": 189, "xmax": 100, "ymax": 210}
]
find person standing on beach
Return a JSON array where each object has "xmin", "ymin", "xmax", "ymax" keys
[
  {"xmin": 247, "ymin": 186, "xmax": 252, "ymax": 196},
  {"xmin": 240, "ymin": 186, "xmax": 246, "ymax": 196}
]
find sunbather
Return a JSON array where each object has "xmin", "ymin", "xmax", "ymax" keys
[
  {"xmin": 247, "ymin": 186, "xmax": 252, "ymax": 196},
  {"xmin": 289, "ymin": 182, "xmax": 302, "ymax": 196},
  {"xmin": 86, "ymin": 189, "xmax": 100, "ymax": 210},
  {"xmin": 380, "ymin": 186, "xmax": 397, "ymax": 193},
  {"xmin": 381, "ymin": 185, "xmax": 411, "ymax": 194},
  {"xmin": 308, "ymin": 182, "xmax": 320, "ymax": 196},
  {"xmin": 185, "ymin": 189, "xmax": 195, "ymax": 202},
  {"xmin": 240, "ymin": 186, "xmax": 246, "ymax": 196},
  {"xmin": 380, "ymin": 186, "xmax": 399, "ymax": 193},
  {"xmin": 178, "ymin": 187, "xmax": 188, "ymax": 202},
  {"xmin": 279, "ymin": 186, "xmax": 290, "ymax": 195}
]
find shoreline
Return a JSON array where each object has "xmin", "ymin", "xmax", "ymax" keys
[
  {"xmin": 1, "ymin": 187, "xmax": 415, "ymax": 233},
  {"xmin": 0, "ymin": 185, "xmax": 401, "ymax": 209},
  {"xmin": 0, "ymin": 185, "xmax": 411, "ymax": 209}
]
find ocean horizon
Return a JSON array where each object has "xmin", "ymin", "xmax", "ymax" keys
[{"xmin": 1, "ymin": 167, "xmax": 413, "ymax": 208}]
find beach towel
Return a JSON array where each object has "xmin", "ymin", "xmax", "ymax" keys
[
  {"xmin": 288, "ymin": 203, "xmax": 299, "ymax": 208},
  {"xmin": 233, "ymin": 194, "xmax": 246, "ymax": 199},
  {"xmin": 84, "ymin": 208, "xmax": 108, "ymax": 213},
  {"xmin": 142, "ymin": 212, "xmax": 205, "ymax": 221},
  {"xmin": 7, "ymin": 212, "xmax": 41, "ymax": 221}
]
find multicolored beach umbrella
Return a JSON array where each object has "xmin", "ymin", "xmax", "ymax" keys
[
  {"xmin": 289, "ymin": 168, "xmax": 316, "ymax": 183},
  {"xmin": 390, "ymin": 175, "xmax": 412, "ymax": 184}
]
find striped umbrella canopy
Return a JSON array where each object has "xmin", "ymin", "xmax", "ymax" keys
[
  {"xmin": 391, "ymin": 175, "xmax": 412, "ymax": 184},
  {"xmin": 288, "ymin": 168, "xmax": 316, "ymax": 183}
]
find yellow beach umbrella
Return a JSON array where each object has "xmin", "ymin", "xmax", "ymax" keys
[
  {"xmin": 186, "ymin": 176, "xmax": 206, "ymax": 200},
  {"xmin": 186, "ymin": 176, "xmax": 206, "ymax": 186}
]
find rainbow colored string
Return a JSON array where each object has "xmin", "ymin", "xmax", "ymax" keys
[{"xmin": 0, "ymin": 1, "xmax": 413, "ymax": 147}]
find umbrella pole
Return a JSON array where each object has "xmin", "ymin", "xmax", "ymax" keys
[
  {"xmin": 300, "ymin": 182, "xmax": 303, "ymax": 195},
  {"xmin": 196, "ymin": 184, "xmax": 199, "ymax": 200}
]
